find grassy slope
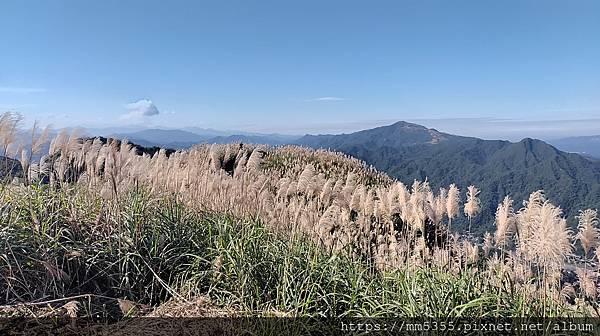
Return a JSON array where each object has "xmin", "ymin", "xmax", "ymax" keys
[{"xmin": 1, "ymin": 184, "xmax": 573, "ymax": 320}]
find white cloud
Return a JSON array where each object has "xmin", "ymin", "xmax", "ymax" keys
[
  {"xmin": 305, "ymin": 96, "xmax": 346, "ymax": 102},
  {"xmin": 0, "ymin": 87, "xmax": 47, "ymax": 93},
  {"xmin": 121, "ymin": 99, "xmax": 160, "ymax": 120}
]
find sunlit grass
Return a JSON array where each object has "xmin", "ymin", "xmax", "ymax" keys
[{"xmin": 1, "ymin": 185, "xmax": 590, "ymax": 319}]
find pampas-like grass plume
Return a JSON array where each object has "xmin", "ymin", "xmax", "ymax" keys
[
  {"xmin": 410, "ymin": 180, "xmax": 430, "ymax": 231},
  {"xmin": 528, "ymin": 201, "xmax": 573, "ymax": 267},
  {"xmin": 297, "ymin": 164, "xmax": 316, "ymax": 196},
  {"xmin": 209, "ymin": 144, "xmax": 224, "ymax": 171},
  {"xmin": 446, "ymin": 183, "xmax": 460, "ymax": 221},
  {"xmin": 483, "ymin": 232, "xmax": 493, "ymax": 257},
  {"xmin": 464, "ymin": 185, "xmax": 480, "ymax": 234},
  {"xmin": 575, "ymin": 267, "xmax": 597, "ymax": 299},
  {"xmin": 464, "ymin": 185, "xmax": 481, "ymax": 220},
  {"xmin": 0, "ymin": 111, "xmax": 23, "ymax": 155},
  {"xmin": 495, "ymin": 196, "xmax": 515, "ymax": 248},
  {"xmin": 515, "ymin": 190, "xmax": 546, "ymax": 258},
  {"xmin": 434, "ymin": 188, "xmax": 447, "ymax": 224},
  {"xmin": 576, "ymin": 209, "xmax": 599, "ymax": 256}
]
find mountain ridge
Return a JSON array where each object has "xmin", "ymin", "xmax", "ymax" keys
[
  {"xmin": 108, "ymin": 128, "xmax": 300, "ymax": 148},
  {"xmin": 296, "ymin": 121, "xmax": 600, "ymax": 234}
]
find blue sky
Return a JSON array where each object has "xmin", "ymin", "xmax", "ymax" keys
[{"xmin": 1, "ymin": 0, "xmax": 599, "ymax": 139}]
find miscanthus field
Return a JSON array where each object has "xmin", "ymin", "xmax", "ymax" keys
[{"xmin": 1, "ymin": 112, "xmax": 600, "ymax": 326}]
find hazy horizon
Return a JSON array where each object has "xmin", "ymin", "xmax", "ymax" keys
[{"xmin": 59, "ymin": 117, "xmax": 598, "ymax": 142}]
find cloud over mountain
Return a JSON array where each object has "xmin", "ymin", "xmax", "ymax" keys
[{"xmin": 121, "ymin": 99, "xmax": 160, "ymax": 120}]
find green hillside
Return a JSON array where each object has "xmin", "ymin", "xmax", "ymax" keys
[{"xmin": 298, "ymin": 121, "xmax": 600, "ymax": 235}]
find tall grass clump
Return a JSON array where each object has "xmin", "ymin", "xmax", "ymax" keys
[
  {"xmin": 1, "ymin": 111, "xmax": 599, "ymax": 319},
  {"xmin": 2, "ymin": 184, "xmax": 584, "ymax": 318}
]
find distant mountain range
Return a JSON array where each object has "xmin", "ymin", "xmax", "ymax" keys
[
  {"xmin": 103, "ymin": 128, "xmax": 300, "ymax": 148},
  {"xmin": 549, "ymin": 135, "xmax": 600, "ymax": 159},
  {"xmin": 109, "ymin": 129, "xmax": 209, "ymax": 148},
  {"xmin": 296, "ymin": 121, "xmax": 600, "ymax": 234}
]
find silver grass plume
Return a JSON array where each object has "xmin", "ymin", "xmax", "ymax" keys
[
  {"xmin": 463, "ymin": 241, "xmax": 479, "ymax": 264},
  {"xmin": 246, "ymin": 146, "xmax": 265, "ymax": 171},
  {"xmin": 464, "ymin": 185, "xmax": 481, "ymax": 220},
  {"xmin": 297, "ymin": 164, "xmax": 316, "ymax": 195},
  {"xmin": 209, "ymin": 144, "xmax": 224, "ymax": 171},
  {"xmin": 446, "ymin": 184, "xmax": 460, "ymax": 221},
  {"xmin": 63, "ymin": 128, "xmax": 81, "ymax": 155},
  {"xmin": 576, "ymin": 209, "xmax": 599, "ymax": 256},
  {"xmin": 575, "ymin": 267, "xmax": 597, "ymax": 299},
  {"xmin": 483, "ymin": 232, "xmax": 493, "ymax": 257},
  {"xmin": 319, "ymin": 179, "xmax": 335, "ymax": 206},
  {"xmin": 20, "ymin": 149, "xmax": 30, "ymax": 180},
  {"xmin": 396, "ymin": 182, "xmax": 410, "ymax": 222},
  {"xmin": 332, "ymin": 179, "xmax": 344, "ymax": 196},
  {"xmin": 528, "ymin": 200, "xmax": 573, "ymax": 267},
  {"xmin": 410, "ymin": 180, "xmax": 430, "ymax": 231},
  {"xmin": 495, "ymin": 196, "xmax": 515, "ymax": 247},
  {"xmin": 426, "ymin": 191, "xmax": 437, "ymax": 223},
  {"xmin": 434, "ymin": 188, "xmax": 447, "ymax": 224},
  {"xmin": 223, "ymin": 145, "xmax": 238, "ymax": 165},
  {"xmin": 318, "ymin": 204, "xmax": 340, "ymax": 241},
  {"xmin": 396, "ymin": 182, "xmax": 409, "ymax": 205},
  {"xmin": 31, "ymin": 123, "xmax": 51, "ymax": 155},
  {"xmin": 49, "ymin": 129, "xmax": 69, "ymax": 156},
  {"xmin": 341, "ymin": 172, "xmax": 357, "ymax": 202},
  {"xmin": 363, "ymin": 190, "xmax": 374, "ymax": 217},
  {"xmin": 515, "ymin": 191, "xmax": 546, "ymax": 258},
  {"xmin": 0, "ymin": 111, "xmax": 22, "ymax": 154}
]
